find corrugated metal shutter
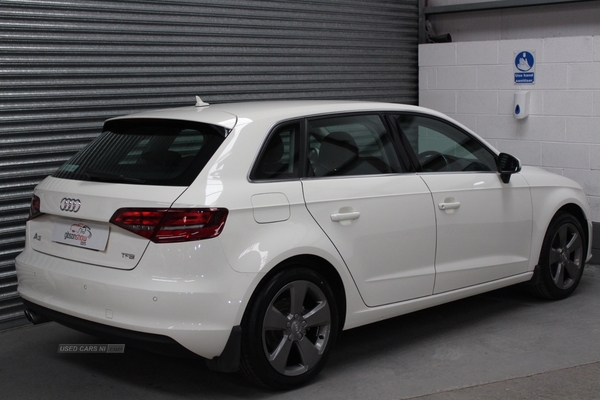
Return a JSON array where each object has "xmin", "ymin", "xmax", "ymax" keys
[{"xmin": 0, "ymin": 0, "xmax": 418, "ymax": 330}]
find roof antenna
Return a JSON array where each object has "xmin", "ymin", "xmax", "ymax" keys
[{"xmin": 195, "ymin": 96, "xmax": 209, "ymax": 107}]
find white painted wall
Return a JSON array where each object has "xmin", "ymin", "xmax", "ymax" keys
[{"xmin": 419, "ymin": 36, "xmax": 600, "ymax": 222}]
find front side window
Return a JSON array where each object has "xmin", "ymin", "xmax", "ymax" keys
[
  {"xmin": 307, "ymin": 115, "xmax": 402, "ymax": 177},
  {"xmin": 394, "ymin": 114, "xmax": 497, "ymax": 173},
  {"xmin": 54, "ymin": 119, "xmax": 226, "ymax": 186}
]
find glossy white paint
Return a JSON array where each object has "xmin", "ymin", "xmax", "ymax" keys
[
  {"xmin": 520, "ymin": 166, "xmax": 594, "ymax": 268},
  {"xmin": 30, "ymin": 178, "xmax": 186, "ymax": 269},
  {"xmin": 420, "ymin": 172, "xmax": 533, "ymax": 294},
  {"xmin": 15, "ymin": 100, "xmax": 593, "ymax": 363},
  {"xmin": 251, "ymin": 193, "xmax": 290, "ymax": 223},
  {"xmin": 17, "ymin": 236, "xmax": 252, "ymax": 358},
  {"xmin": 109, "ymin": 105, "xmax": 239, "ymax": 131},
  {"xmin": 302, "ymin": 174, "xmax": 437, "ymax": 306}
]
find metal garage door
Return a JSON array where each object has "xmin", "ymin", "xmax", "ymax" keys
[{"xmin": 0, "ymin": 0, "xmax": 418, "ymax": 330}]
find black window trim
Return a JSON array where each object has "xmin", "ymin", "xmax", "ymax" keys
[
  {"xmin": 249, "ymin": 111, "xmax": 434, "ymax": 183},
  {"xmin": 248, "ymin": 119, "xmax": 304, "ymax": 183},
  {"xmin": 383, "ymin": 113, "xmax": 417, "ymax": 173}
]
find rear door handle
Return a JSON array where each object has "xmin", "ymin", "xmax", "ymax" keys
[
  {"xmin": 330, "ymin": 211, "xmax": 361, "ymax": 222},
  {"xmin": 438, "ymin": 201, "xmax": 460, "ymax": 210}
]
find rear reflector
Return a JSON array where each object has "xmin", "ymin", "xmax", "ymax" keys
[
  {"xmin": 110, "ymin": 208, "xmax": 228, "ymax": 243},
  {"xmin": 29, "ymin": 194, "xmax": 43, "ymax": 220}
]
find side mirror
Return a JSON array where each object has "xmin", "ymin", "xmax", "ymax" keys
[{"xmin": 496, "ymin": 153, "xmax": 521, "ymax": 184}]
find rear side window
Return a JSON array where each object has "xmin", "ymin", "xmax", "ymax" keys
[
  {"xmin": 54, "ymin": 119, "xmax": 226, "ymax": 186},
  {"xmin": 307, "ymin": 115, "xmax": 403, "ymax": 177},
  {"xmin": 251, "ymin": 122, "xmax": 301, "ymax": 180}
]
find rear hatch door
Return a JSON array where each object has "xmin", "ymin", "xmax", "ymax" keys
[
  {"xmin": 27, "ymin": 114, "xmax": 232, "ymax": 270},
  {"xmin": 29, "ymin": 179, "xmax": 186, "ymax": 270}
]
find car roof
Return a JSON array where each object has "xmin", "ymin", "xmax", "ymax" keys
[{"xmin": 106, "ymin": 100, "xmax": 444, "ymax": 130}]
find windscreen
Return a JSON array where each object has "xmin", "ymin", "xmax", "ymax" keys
[{"xmin": 54, "ymin": 119, "xmax": 227, "ymax": 186}]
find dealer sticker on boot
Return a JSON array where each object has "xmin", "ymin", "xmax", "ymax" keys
[{"xmin": 51, "ymin": 219, "xmax": 110, "ymax": 251}]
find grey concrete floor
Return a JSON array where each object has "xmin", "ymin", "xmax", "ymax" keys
[{"xmin": 2, "ymin": 265, "xmax": 600, "ymax": 400}]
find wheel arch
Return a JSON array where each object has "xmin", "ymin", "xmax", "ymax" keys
[
  {"xmin": 208, "ymin": 254, "xmax": 347, "ymax": 375},
  {"xmin": 241, "ymin": 254, "xmax": 347, "ymax": 332},
  {"xmin": 556, "ymin": 203, "xmax": 591, "ymax": 253},
  {"xmin": 531, "ymin": 200, "xmax": 592, "ymax": 271},
  {"xmin": 528, "ymin": 206, "xmax": 589, "ymax": 299}
]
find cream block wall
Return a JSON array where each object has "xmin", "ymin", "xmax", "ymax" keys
[{"xmin": 419, "ymin": 36, "xmax": 600, "ymax": 222}]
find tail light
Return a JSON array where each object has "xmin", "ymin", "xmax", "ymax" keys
[
  {"xmin": 29, "ymin": 194, "xmax": 43, "ymax": 220},
  {"xmin": 110, "ymin": 208, "xmax": 228, "ymax": 243}
]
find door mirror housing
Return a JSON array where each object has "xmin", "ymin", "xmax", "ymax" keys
[{"xmin": 497, "ymin": 153, "xmax": 521, "ymax": 184}]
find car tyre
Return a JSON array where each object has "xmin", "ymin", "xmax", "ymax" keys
[
  {"xmin": 530, "ymin": 213, "xmax": 586, "ymax": 300},
  {"xmin": 240, "ymin": 267, "xmax": 339, "ymax": 390}
]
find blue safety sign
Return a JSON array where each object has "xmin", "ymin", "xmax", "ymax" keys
[{"xmin": 514, "ymin": 51, "xmax": 535, "ymax": 84}]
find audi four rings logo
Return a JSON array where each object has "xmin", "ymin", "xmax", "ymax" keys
[{"xmin": 60, "ymin": 198, "xmax": 81, "ymax": 213}]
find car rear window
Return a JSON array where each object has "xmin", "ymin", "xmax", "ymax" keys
[{"xmin": 54, "ymin": 118, "xmax": 227, "ymax": 186}]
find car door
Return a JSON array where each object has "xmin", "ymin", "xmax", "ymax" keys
[
  {"xmin": 302, "ymin": 114, "xmax": 437, "ymax": 307},
  {"xmin": 394, "ymin": 114, "xmax": 533, "ymax": 294}
]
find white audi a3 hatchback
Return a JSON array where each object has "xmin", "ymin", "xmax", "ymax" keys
[{"xmin": 16, "ymin": 99, "xmax": 592, "ymax": 389}]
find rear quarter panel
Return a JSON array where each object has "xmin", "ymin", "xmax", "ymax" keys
[{"xmin": 171, "ymin": 117, "xmax": 366, "ymax": 328}]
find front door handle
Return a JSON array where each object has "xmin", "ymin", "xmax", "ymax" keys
[{"xmin": 330, "ymin": 211, "xmax": 361, "ymax": 222}]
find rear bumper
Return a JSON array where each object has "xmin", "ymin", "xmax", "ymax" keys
[
  {"xmin": 22, "ymin": 299, "xmax": 195, "ymax": 357},
  {"xmin": 15, "ymin": 240, "xmax": 256, "ymax": 360},
  {"xmin": 22, "ymin": 299, "xmax": 242, "ymax": 371}
]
